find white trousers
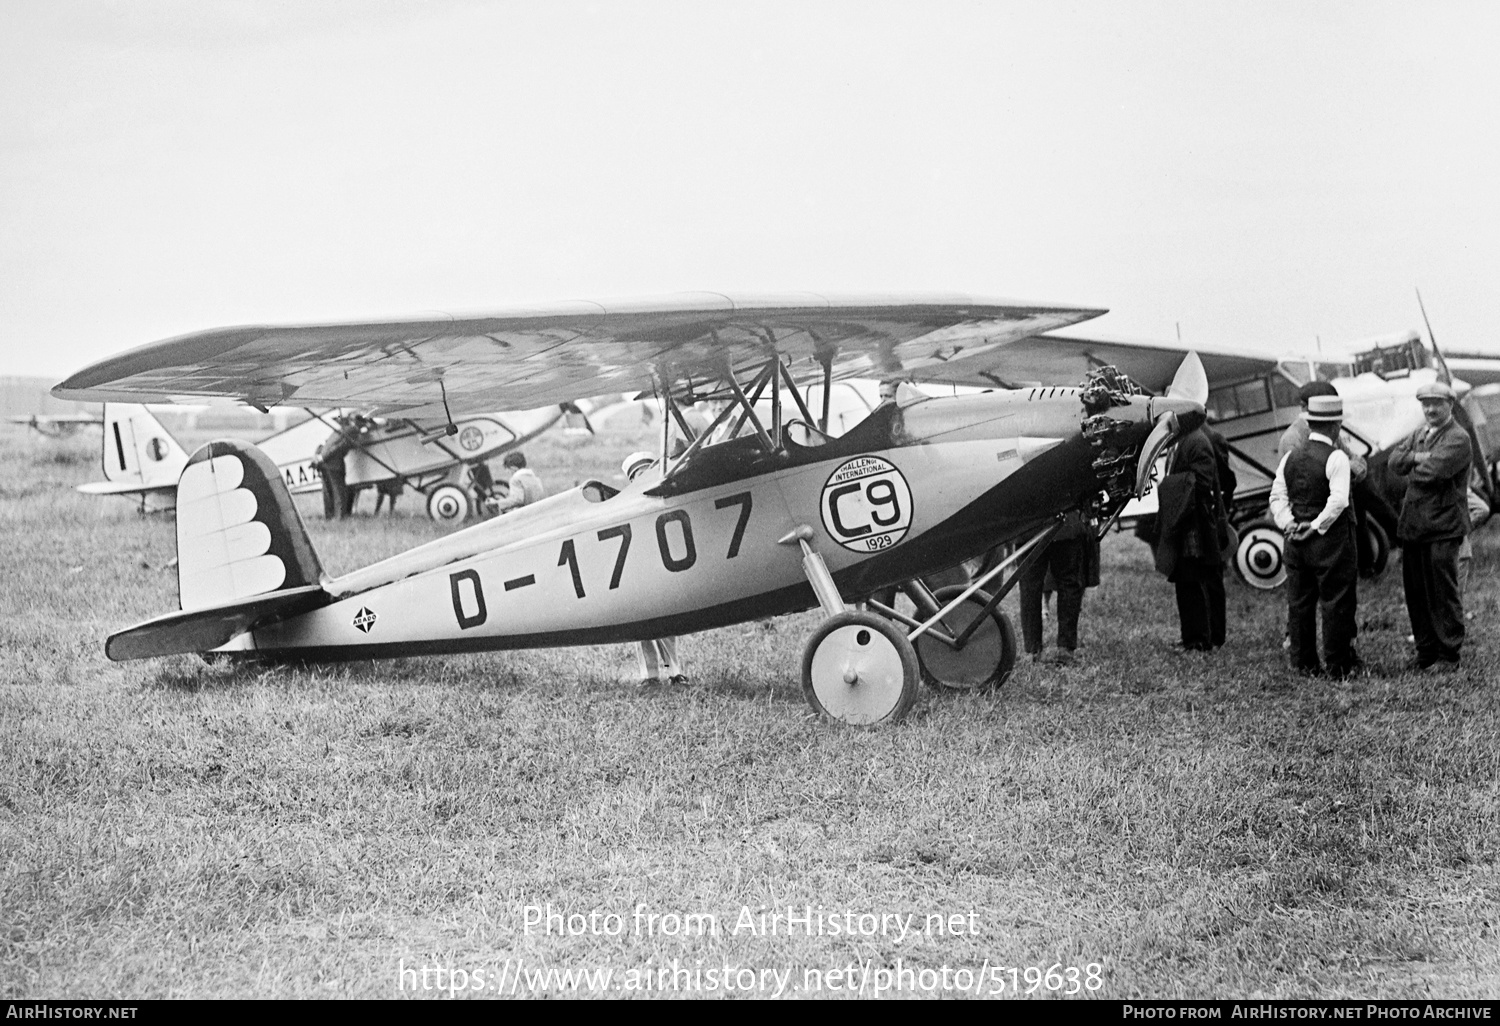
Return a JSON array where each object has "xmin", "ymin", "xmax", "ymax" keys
[{"xmin": 636, "ymin": 637, "xmax": 682, "ymax": 680}]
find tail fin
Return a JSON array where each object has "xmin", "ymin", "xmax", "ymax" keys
[
  {"xmin": 105, "ymin": 439, "xmax": 329, "ymax": 660},
  {"xmin": 177, "ymin": 439, "xmax": 323, "ymax": 612},
  {"xmin": 102, "ymin": 404, "xmax": 189, "ymax": 488}
]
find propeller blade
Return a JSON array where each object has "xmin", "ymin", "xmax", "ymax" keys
[
  {"xmin": 1416, "ymin": 287, "xmax": 1453, "ymax": 385},
  {"xmin": 1135, "ymin": 411, "xmax": 1179, "ymax": 497},
  {"xmin": 1166, "ymin": 351, "xmax": 1208, "ymax": 407}
]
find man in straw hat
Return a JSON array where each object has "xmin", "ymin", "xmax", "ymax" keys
[
  {"xmin": 1389, "ymin": 380, "xmax": 1472, "ymax": 673},
  {"xmin": 1270, "ymin": 393, "xmax": 1360, "ymax": 677}
]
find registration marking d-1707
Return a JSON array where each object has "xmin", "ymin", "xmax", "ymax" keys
[{"xmin": 448, "ymin": 491, "xmax": 754, "ymax": 629}]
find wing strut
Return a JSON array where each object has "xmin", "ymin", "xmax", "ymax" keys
[
  {"xmin": 778, "ymin": 358, "xmax": 819, "ymax": 428},
  {"xmin": 818, "ymin": 355, "xmax": 833, "ymax": 433},
  {"xmin": 724, "ymin": 363, "xmax": 776, "ymax": 453},
  {"xmin": 725, "ymin": 363, "xmax": 776, "ymax": 444},
  {"xmin": 668, "ymin": 388, "xmax": 743, "ymax": 469},
  {"xmin": 669, "ymin": 400, "xmax": 700, "ymax": 443},
  {"xmin": 659, "ymin": 354, "xmax": 790, "ymax": 486},
  {"xmin": 438, "ymin": 379, "xmax": 458, "ymax": 436}
]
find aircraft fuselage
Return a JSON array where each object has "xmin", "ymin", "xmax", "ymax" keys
[{"xmin": 226, "ymin": 388, "xmax": 1163, "ymax": 660}]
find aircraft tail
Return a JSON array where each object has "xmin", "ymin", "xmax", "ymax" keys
[
  {"xmin": 106, "ymin": 439, "xmax": 329, "ymax": 660},
  {"xmin": 101, "ymin": 403, "xmax": 189, "ymax": 488},
  {"xmin": 176, "ymin": 439, "xmax": 324, "ymax": 612}
]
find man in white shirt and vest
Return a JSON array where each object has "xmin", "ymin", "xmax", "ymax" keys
[{"xmin": 1269, "ymin": 394, "xmax": 1358, "ymax": 678}]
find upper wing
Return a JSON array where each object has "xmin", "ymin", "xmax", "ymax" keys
[
  {"xmin": 892, "ymin": 329, "xmax": 1279, "ymax": 393},
  {"xmin": 52, "ymin": 293, "xmax": 1104, "ymax": 419}
]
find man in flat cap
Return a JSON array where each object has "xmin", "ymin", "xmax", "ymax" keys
[
  {"xmin": 1270, "ymin": 393, "xmax": 1359, "ymax": 677},
  {"xmin": 1389, "ymin": 380, "xmax": 1472, "ymax": 672}
]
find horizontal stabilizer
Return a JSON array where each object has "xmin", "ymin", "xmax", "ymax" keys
[
  {"xmin": 106, "ymin": 585, "xmax": 329, "ymax": 661},
  {"xmin": 77, "ymin": 480, "xmax": 174, "ymax": 497}
]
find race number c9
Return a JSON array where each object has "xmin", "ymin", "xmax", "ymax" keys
[{"xmin": 820, "ymin": 456, "xmax": 914, "ymax": 553}]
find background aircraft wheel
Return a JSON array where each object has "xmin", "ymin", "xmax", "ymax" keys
[
  {"xmin": 802, "ymin": 611, "xmax": 919, "ymax": 726},
  {"xmin": 914, "ymin": 586, "xmax": 1016, "ymax": 692},
  {"xmin": 426, "ymin": 484, "xmax": 470, "ymax": 524},
  {"xmin": 1361, "ymin": 518, "xmax": 1390, "ymax": 578},
  {"xmin": 1234, "ymin": 518, "xmax": 1286, "ymax": 589}
]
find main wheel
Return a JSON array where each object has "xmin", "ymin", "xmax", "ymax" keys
[
  {"xmin": 913, "ymin": 585, "xmax": 1016, "ymax": 691},
  {"xmin": 1234, "ymin": 518, "xmax": 1286, "ymax": 589},
  {"xmin": 802, "ymin": 611, "xmax": 919, "ymax": 726},
  {"xmin": 426, "ymin": 484, "xmax": 470, "ymax": 524}
]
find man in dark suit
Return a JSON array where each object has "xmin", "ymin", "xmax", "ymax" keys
[
  {"xmin": 1389, "ymin": 381, "xmax": 1472, "ymax": 672},
  {"xmin": 314, "ymin": 417, "xmax": 356, "ymax": 520},
  {"xmin": 1269, "ymin": 394, "xmax": 1358, "ymax": 677},
  {"xmin": 1160, "ymin": 421, "xmax": 1228, "ymax": 651},
  {"xmin": 1018, "ymin": 509, "xmax": 1091, "ymax": 665}
]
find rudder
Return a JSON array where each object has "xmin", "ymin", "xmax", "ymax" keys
[
  {"xmin": 177, "ymin": 439, "xmax": 323, "ymax": 612},
  {"xmin": 102, "ymin": 403, "xmax": 189, "ymax": 488}
]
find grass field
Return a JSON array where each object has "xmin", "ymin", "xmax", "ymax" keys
[{"xmin": 1, "ymin": 423, "xmax": 1496, "ymax": 1000}]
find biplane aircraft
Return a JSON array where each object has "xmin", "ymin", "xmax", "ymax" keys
[
  {"xmin": 54, "ymin": 294, "xmax": 1208, "ymax": 725},
  {"xmin": 904, "ymin": 327, "xmax": 1499, "ymax": 589},
  {"xmin": 79, "ymin": 402, "xmax": 564, "ymax": 520}
]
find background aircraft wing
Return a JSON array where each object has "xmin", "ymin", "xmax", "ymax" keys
[
  {"xmin": 52, "ymin": 293, "xmax": 1104, "ymax": 418},
  {"xmin": 895, "ymin": 330, "xmax": 1279, "ymax": 393},
  {"xmin": 1444, "ymin": 355, "xmax": 1500, "ymax": 389},
  {"xmin": 8, "ymin": 413, "xmax": 103, "ymax": 425}
]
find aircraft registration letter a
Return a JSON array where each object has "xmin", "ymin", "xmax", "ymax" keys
[{"xmin": 449, "ymin": 570, "xmax": 487, "ymax": 629}]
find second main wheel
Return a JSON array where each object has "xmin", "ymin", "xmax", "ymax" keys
[{"xmin": 913, "ymin": 585, "xmax": 1016, "ymax": 692}]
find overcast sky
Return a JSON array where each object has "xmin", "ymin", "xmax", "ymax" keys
[{"xmin": 3, "ymin": 0, "xmax": 1497, "ymax": 381}]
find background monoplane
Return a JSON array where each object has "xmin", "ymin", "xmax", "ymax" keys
[{"xmin": 78, "ymin": 402, "xmax": 566, "ymax": 521}]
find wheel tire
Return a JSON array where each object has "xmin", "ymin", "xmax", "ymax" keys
[
  {"xmin": 914, "ymin": 585, "xmax": 1016, "ymax": 692},
  {"xmin": 1362, "ymin": 517, "xmax": 1390, "ymax": 578},
  {"xmin": 802, "ymin": 611, "xmax": 919, "ymax": 726},
  {"xmin": 426, "ymin": 484, "xmax": 470, "ymax": 524},
  {"xmin": 1234, "ymin": 518, "xmax": 1286, "ymax": 589}
]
